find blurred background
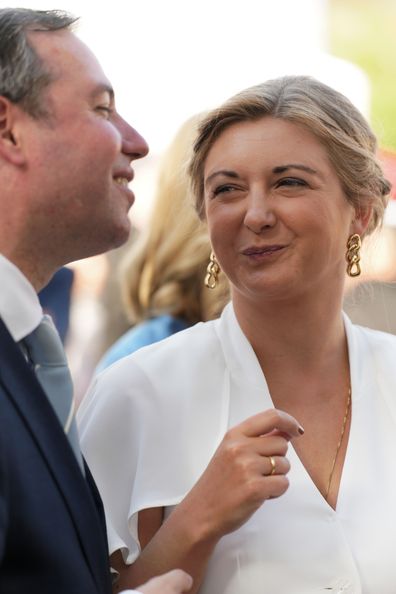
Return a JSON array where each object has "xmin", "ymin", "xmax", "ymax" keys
[{"xmin": 3, "ymin": 0, "xmax": 396, "ymax": 398}]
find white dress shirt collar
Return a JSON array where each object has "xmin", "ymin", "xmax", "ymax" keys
[{"xmin": 0, "ymin": 254, "xmax": 43, "ymax": 341}]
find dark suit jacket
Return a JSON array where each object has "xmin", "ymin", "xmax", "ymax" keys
[{"xmin": 0, "ymin": 318, "xmax": 112, "ymax": 594}]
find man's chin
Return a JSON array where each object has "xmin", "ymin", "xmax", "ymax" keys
[
  {"xmin": 107, "ymin": 220, "xmax": 131, "ymax": 251},
  {"xmin": 76, "ymin": 229, "xmax": 129, "ymax": 263}
]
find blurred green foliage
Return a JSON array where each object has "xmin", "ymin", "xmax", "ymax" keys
[{"xmin": 330, "ymin": 0, "xmax": 396, "ymax": 150}]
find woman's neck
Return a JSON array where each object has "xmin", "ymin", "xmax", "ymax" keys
[{"xmin": 231, "ymin": 286, "xmax": 348, "ymax": 405}]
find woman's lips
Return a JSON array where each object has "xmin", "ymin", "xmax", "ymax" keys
[{"xmin": 242, "ymin": 245, "xmax": 285, "ymax": 256}]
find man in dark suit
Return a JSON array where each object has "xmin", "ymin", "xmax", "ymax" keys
[{"xmin": 0, "ymin": 8, "xmax": 192, "ymax": 594}]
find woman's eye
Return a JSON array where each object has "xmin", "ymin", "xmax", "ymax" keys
[
  {"xmin": 212, "ymin": 184, "xmax": 237, "ymax": 197},
  {"xmin": 276, "ymin": 177, "xmax": 307, "ymax": 188}
]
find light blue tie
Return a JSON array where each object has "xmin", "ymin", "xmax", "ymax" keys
[{"xmin": 22, "ymin": 315, "xmax": 84, "ymax": 472}]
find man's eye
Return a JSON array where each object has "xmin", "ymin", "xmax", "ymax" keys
[{"xmin": 96, "ymin": 106, "xmax": 113, "ymax": 119}]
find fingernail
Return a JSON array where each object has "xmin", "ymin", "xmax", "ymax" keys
[{"xmin": 298, "ymin": 425, "xmax": 305, "ymax": 435}]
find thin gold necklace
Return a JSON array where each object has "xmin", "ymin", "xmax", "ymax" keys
[{"xmin": 325, "ymin": 387, "xmax": 351, "ymax": 501}]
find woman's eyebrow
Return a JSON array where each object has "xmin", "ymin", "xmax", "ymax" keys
[
  {"xmin": 272, "ymin": 164, "xmax": 318, "ymax": 175},
  {"xmin": 205, "ymin": 170, "xmax": 240, "ymax": 186},
  {"xmin": 205, "ymin": 164, "xmax": 322, "ymax": 188}
]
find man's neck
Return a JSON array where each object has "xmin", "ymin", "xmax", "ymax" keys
[{"xmin": 0, "ymin": 247, "xmax": 54, "ymax": 292}]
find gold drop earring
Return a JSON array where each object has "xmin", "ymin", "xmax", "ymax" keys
[
  {"xmin": 205, "ymin": 251, "xmax": 221, "ymax": 289},
  {"xmin": 346, "ymin": 233, "xmax": 361, "ymax": 277}
]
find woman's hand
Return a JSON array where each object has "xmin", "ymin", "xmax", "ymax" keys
[
  {"xmin": 176, "ymin": 408, "xmax": 303, "ymax": 542},
  {"xmin": 136, "ymin": 569, "xmax": 193, "ymax": 594},
  {"xmin": 114, "ymin": 408, "xmax": 303, "ymax": 594}
]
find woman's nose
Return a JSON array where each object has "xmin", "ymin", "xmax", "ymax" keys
[{"xmin": 243, "ymin": 190, "xmax": 277, "ymax": 233}]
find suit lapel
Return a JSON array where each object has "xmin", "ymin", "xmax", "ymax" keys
[{"xmin": 0, "ymin": 319, "xmax": 110, "ymax": 593}]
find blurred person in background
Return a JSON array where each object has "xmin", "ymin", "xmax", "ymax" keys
[
  {"xmin": 79, "ymin": 75, "xmax": 396, "ymax": 594},
  {"xmin": 68, "ymin": 230, "xmax": 140, "ymax": 404},
  {"xmin": 98, "ymin": 228, "xmax": 140, "ymax": 356},
  {"xmin": 96, "ymin": 114, "xmax": 229, "ymax": 372}
]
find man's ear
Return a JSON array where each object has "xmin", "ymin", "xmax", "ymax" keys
[
  {"xmin": 351, "ymin": 203, "xmax": 373, "ymax": 237},
  {"xmin": 0, "ymin": 96, "xmax": 27, "ymax": 166}
]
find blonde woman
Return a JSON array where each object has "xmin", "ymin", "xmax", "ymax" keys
[
  {"xmin": 96, "ymin": 115, "xmax": 229, "ymax": 371},
  {"xmin": 79, "ymin": 76, "xmax": 395, "ymax": 593}
]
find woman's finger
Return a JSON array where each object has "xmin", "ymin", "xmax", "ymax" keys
[
  {"xmin": 237, "ymin": 409, "xmax": 304, "ymax": 440},
  {"xmin": 261, "ymin": 454, "xmax": 290, "ymax": 477}
]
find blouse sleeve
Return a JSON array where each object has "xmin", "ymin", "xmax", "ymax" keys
[
  {"xmin": 78, "ymin": 361, "xmax": 154, "ymax": 562},
  {"xmin": 78, "ymin": 338, "xmax": 228, "ymax": 564}
]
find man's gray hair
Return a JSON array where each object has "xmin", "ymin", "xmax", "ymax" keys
[{"xmin": 0, "ymin": 8, "xmax": 78, "ymax": 117}]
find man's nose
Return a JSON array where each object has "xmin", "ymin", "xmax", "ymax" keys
[{"xmin": 118, "ymin": 116, "xmax": 149, "ymax": 160}]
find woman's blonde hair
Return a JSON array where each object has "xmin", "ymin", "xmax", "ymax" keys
[
  {"xmin": 121, "ymin": 114, "xmax": 229, "ymax": 325},
  {"xmin": 189, "ymin": 75, "xmax": 391, "ymax": 236}
]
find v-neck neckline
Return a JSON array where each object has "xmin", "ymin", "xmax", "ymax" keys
[{"xmin": 215, "ymin": 302, "xmax": 371, "ymax": 513}]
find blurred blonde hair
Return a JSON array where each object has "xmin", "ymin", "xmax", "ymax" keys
[{"xmin": 121, "ymin": 114, "xmax": 229, "ymax": 325}]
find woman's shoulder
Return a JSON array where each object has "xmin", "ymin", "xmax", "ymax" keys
[
  {"xmin": 78, "ymin": 315, "xmax": 227, "ymax": 434},
  {"xmin": 351, "ymin": 320, "xmax": 396, "ymax": 347},
  {"xmin": 349, "ymin": 319, "xmax": 396, "ymax": 374}
]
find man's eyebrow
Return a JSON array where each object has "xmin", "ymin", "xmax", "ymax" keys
[
  {"xmin": 91, "ymin": 83, "xmax": 115, "ymax": 101},
  {"xmin": 272, "ymin": 164, "xmax": 318, "ymax": 175}
]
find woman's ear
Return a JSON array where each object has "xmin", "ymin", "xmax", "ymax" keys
[
  {"xmin": 351, "ymin": 203, "xmax": 373, "ymax": 237},
  {"xmin": 0, "ymin": 96, "xmax": 27, "ymax": 166}
]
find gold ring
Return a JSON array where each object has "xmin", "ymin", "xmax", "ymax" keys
[{"xmin": 269, "ymin": 456, "xmax": 276, "ymax": 476}]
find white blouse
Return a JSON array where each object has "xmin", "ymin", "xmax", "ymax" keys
[{"xmin": 78, "ymin": 303, "xmax": 396, "ymax": 594}]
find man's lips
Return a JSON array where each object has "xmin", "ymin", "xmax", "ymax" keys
[
  {"xmin": 113, "ymin": 171, "xmax": 135, "ymax": 206},
  {"xmin": 113, "ymin": 168, "xmax": 134, "ymax": 185}
]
